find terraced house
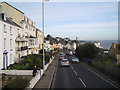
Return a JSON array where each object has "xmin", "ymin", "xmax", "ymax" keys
[{"xmin": 0, "ymin": 2, "xmax": 43, "ymax": 69}]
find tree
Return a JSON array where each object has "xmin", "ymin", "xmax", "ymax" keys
[
  {"xmin": 39, "ymin": 49, "xmax": 46, "ymax": 54},
  {"xmin": 75, "ymin": 43, "xmax": 99, "ymax": 60},
  {"xmin": 46, "ymin": 34, "xmax": 52, "ymax": 40},
  {"xmin": 118, "ymin": 45, "xmax": 120, "ymax": 50}
]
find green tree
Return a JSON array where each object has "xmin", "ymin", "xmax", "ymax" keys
[
  {"xmin": 118, "ymin": 44, "xmax": 120, "ymax": 50},
  {"xmin": 75, "ymin": 43, "xmax": 99, "ymax": 60}
]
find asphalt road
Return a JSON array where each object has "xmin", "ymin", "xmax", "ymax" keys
[{"xmin": 54, "ymin": 53, "xmax": 118, "ymax": 88}]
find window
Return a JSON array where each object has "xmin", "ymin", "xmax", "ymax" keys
[
  {"xmin": 10, "ymin": 39, "xmax": 12, "ymax": 49},
  {"xmin": 35, "ymin": 39, "xmax": 38, "ymax": 45},
  {"xmin": 4, "ymin": 24, "xmax": 7, "ymax": 33},
  {"xmin": 4, "ymin": 38, "xmax": 6, "ymax": 50},
  {"xmin": 10, "ymin": 54, "xmax": 12, "ymax": 63},
  {"xmin": 26, "ymin": 25, "xmax": 28, "ymax": 29},
  {"xmin": 29, "ymin": 40, "xmax": 34, "ymax": 46},
  {"xmin": 4, "ymin": 24, "xmax": 6, "ymax": 30},
  {"xmin": 27, "ymin": 18, "xmax": 29, "ymax": 23},
  {"xmin": 18, "ymin": 29, "xmax": 19, "ymax": 33},
  {"xmin": 10, "ymin": 27, "xmax": 12, "ymax": 34},
  {"xmin": 19, "ymin": 54, "xmax": 20, "ymax": 60}
]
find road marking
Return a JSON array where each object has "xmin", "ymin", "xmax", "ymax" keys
[
  {"xmin": 74, "ymin": 70, "xmax": 78, "ymax": 76},
  {"xmin": 79, "ymin": 78, "xmax": 86, "ymax": 87},
  {"xmin": 89, "ymin": 69, "xmax": 119, "ymax": 88},
  {"xmin": 71, "ymin": 66, "xmax": 73, "ymax": 69}
]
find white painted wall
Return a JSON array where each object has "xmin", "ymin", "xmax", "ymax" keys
[
  {"xmin": 0, "ymin": 21, "xmax": 3, "ymax": 69},
  {"xmin": 0, "ymin": 20, "xmax": 15, "ymax": 69}
]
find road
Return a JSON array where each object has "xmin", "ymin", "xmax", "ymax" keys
[{"xmin": 54, "ymin": 52, "xmax": 118, "ymax": 88}]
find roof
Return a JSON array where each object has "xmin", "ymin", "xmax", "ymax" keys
[
  {"xmin": 30, "ymin": 35, "xmax": 36, "ymax": 38},
  {"xmin": 0, "ymin": 15, "xmax": 22, "ymax": 28},
  {"xmin": 36, "ymin": 28, "xmax": 42, "ymax": 32},
  {"xmin": 16, "ymin": 36, "xmax": 27, "ymax": 42},
  {"xmin": 1, "ymin": 2, "xmax": 24, "ymax": 14}
]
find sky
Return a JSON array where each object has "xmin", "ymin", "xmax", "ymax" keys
[{"xmin": 7, "ymin": 1, "xmax": 118, "ymax": 40}]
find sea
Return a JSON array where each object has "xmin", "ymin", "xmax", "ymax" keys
[
  {"xmin": 84, "ymin": 40, "xmax": 119, "ymax": 50},
  {"xmin": 100, "ymin": 40, "xmax": 119, "ymax": 50}
]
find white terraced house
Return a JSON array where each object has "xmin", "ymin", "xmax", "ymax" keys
[{"xmin": 0, "ymin": 13, "xmax": 16, "ymax": 69}]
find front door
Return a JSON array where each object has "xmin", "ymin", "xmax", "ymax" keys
[{"xmin": 3, "ymin": 53, "xmax": 8, "ymax": 69}]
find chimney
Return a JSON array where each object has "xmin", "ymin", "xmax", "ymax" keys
[{"xmin": 8, "ymin": 18, "xmax": 12, "ymax": 21}]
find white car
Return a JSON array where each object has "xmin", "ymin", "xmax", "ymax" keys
[
  {"xmin": 61, "ymin": 59, "xmax": 70, "ymax": 67},
  {"xmin": 72, "ymin": 57, "xmax": 79, "ymax": 63}
]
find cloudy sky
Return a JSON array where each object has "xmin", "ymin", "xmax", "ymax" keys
[{"xmin": 8, "ymin": 1, "xmax": 118, "ymax": 40}]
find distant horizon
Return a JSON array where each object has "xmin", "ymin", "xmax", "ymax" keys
[
  {"xmin": 78, "ymin": 40, "xmax": 118, "ymax": 41},
  {"xmin": 45, "ymin": 34, "xmax": 118, "ymax": 41}
]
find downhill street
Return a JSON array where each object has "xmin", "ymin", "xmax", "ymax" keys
[{"xmin": 54, "ymin": 53, "xmax": 118, "ymax": 88}]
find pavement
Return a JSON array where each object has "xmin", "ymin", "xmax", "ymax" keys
[
  {"xmin": 54, "ymin": 54, "xmax": 119, "ymax": 89},
  {"xmin": 33, "ymin": 53, "xmax": 59, "ymax": 89}
]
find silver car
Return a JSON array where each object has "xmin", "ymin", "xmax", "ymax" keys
[
  {"xmin": 61, "ymin": 59, "xmax": 70, "ymax": 67},
  {"xmin": 72, "ymin": 57, "xmax": 79, "ymax": 63}
]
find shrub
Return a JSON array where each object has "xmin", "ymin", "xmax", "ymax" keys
[
  {"xmin": 75, "ymin": 43, "xmax": 99, "ymax": 60},
  {"xmin": 45, "ymin": 52, "xmax": 51, "ymax": 63},
  {"xmin": 9, "ymin": 53, "xmax": 51, "ymax": 70},
  {"xmin": 10, "ymin": 64, "xmax": 27, "ymax": 70}
]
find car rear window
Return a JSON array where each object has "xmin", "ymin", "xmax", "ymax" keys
[{"xmin": 62, "ymin": 60, "xmax": 68, "ymax": 62}]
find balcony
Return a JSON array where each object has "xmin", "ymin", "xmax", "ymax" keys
[
  {"xmin": 21, "ymin": 46, "xmax": 28, "ymax": 51},
  {"xmin": 16, "ymin": 46, "xmax": 28, "ymax": 51}
]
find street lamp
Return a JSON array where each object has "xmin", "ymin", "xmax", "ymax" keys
[{"xmin": 42, "ymin": 0, "xmax": 49, "ymax": 74}]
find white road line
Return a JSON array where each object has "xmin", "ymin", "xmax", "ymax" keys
[
  {"xmin": 74, "ymin": 70, "xmax": 78, "ymax": 76},
  {"xmin": 79, "ymin": 78, "xmax": 87, "ymax": 87},
  {"xmin": 71, "ymin": 66, "xmax": 73, "ymax": 69},
  {"xmin": 90, "ymin": 69, "xmax": 119, "ymax": 88}
]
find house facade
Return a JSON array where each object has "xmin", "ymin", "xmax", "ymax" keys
[
  {"xmin": 109, "ymin": 43, "xmax": 120, "ymax": 64},
  {"xmin": 0, "ymin": 2, "xmax": 43, "ymax": 69},
  {"xmin": 0, "ymin": 16, "xmax": 15, "ymax": 69}
]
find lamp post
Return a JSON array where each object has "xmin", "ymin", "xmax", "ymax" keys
[
  {"xmin": 42, "ymin": 0, "xmax": 45, "ymax": 75},
  {"xmin": 42, "ymin": 0, "xmax": 49, "ymax": 74}
]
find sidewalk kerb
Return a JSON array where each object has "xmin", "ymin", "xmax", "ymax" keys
[{"xmin": 48, "ymin": 64, "xmax": 56, "ymax": 89}]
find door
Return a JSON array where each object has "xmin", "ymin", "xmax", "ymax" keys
[{"xmin": 3, "ymin": 54, "xmax": 8, "ymax": 69}]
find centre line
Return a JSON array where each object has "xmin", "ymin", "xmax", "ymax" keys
[
  {"xmin": 79, "ymin": 78, "xmax": 86, "ymax": 88},
  {"xmin": 74, "ymin": 70, "xmax": 78, "ymax": 76},
  {"xmin": 71, "ymin": 66, "xmax": 73, "ymax": 69}
]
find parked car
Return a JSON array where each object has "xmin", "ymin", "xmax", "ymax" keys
[
  {"xmin": 61, "ymin": 59, "xmax": 70, "ymax": 67},
  {"xmin": 71, "ymin": 57, "xmax": 79, "ymax": 63}
]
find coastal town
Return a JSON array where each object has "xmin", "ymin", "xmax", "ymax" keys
[{"xmin": 0, "ymin": 1, "xmax": 120, "ymax": 89}]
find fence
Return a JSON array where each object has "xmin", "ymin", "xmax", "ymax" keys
[{"xmin": 91, "ymin": 61, "xmax": 120, "ymax": 80}]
